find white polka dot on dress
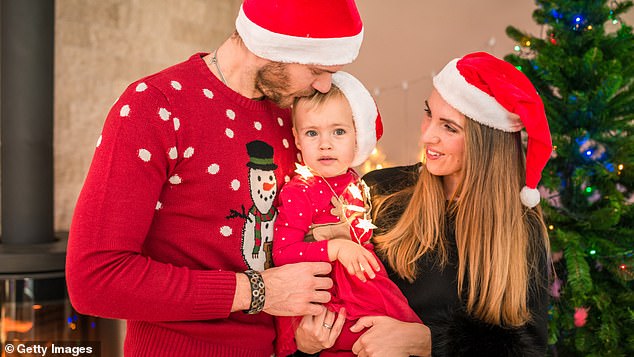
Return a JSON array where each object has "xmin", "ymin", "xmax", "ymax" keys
[
  {"xmin": 138, "ymin": 149, "xmax": 151, "ymax": 162},
  {"xmin": 203, "ymin": 88, "xmax": 214, "ymax": 99},
  {"xmin": 226, "ymin": 128, "xmax": 234, "ymax": 138},
  {"xmin": 254, "ymin": 122, "xmax": 262, "ymax": 130},
  {"xmin": 277, "ymin": 117, "xmax": 284, "ymax": 126},
  {"xmin": 120, "ymin": 104, "xmax": 130, "ymax": 117},
  {"xmin": 173, "ymin": 118, "xmax": 180, "ymax": 131},
  {"xmin": 96, "ymin": 135, "xmax": 102, "ymax": 148},
  {"xmin": 282, "ymin": 139, "xmax": 289, "ymax": 149},
  {"xmin": 169, "ymin": 175, "xmax": 182, "ymax": 185},
  {"xmin": 155, "ymin": 201, "xmax": 163, "ymax": 210},
  {"xmin": 171, "ymin": 81, "xmax": 182, "ymax": 90},
  {"xmin": 226, "ymin": 109, "xmax": 236, "ymax": 120},
  {"xmin": 231, "ymin": 179, "xmax": 240, "ymax": 191},
  {"xmin": 159, "ymin": 108, "xmax": 170, "ymax": 121},
  {"xmin": 135, "ymin": 82, "xmax": 147, "ymax": 92}
]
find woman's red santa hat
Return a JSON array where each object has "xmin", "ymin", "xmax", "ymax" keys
[
  {"xmin": 236, "ymin": 0, "xmax": 363, "ymax": 65},
  {"xmin": 331, "ymin": 71, "xmax": 383, "ymax": 167},
  {"xmin": 432, "ymin": 52, "xmax": 553, "ymax": 208}
]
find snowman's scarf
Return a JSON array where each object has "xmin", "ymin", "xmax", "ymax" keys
[{"xmin": 249, "ymin": 205, "xmax": 276, "ymax": 254}]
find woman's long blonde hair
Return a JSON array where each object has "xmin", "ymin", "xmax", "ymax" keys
[{"xmin": 374, "ymin": 118, "xmax": 549, "ymax": 327}]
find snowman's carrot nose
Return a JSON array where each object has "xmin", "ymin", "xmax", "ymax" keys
[{"xmin": 263, "ymin": 182, "xmax": 275, "ymax": 191}]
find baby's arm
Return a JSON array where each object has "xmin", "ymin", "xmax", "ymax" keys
[
  {"xmin": 328, "ymin": 239, "xmax": 380, "ymax": 282},
  {"xmin": 273, "ymin": 183, "xmax": 329, "ymax": 266}
]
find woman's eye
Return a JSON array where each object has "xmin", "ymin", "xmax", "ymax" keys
[
  {"xmin": 444, "ymin": 124, "xmax": 457, "ymax": 133},
  {"xmin": 334, "ymin": 128, "xmax": 346, "ymax": 135},
  {"xmin": 306, "ymin": 130, "xmax": 317, "ymax": 137},
  {"xmin": 424, "ymin": 108, "xmax": 431, "ymax": 117}
]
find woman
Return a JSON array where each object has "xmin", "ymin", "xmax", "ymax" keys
[{"xmin": 293, "ymin": 52, "xmax": 553, "ymax": 356}]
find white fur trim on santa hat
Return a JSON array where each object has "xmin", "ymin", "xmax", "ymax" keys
[
  {"xmin": 520, "ymin": 186, "xmax": 541, "ymax": 208},
  {"xmin": 332, "ymin": 72, "xmax": 379, "ymax": 167},
  {"xmin": 433, "ymin": 59, "xmax": 524, "ymax": 132},
  {"xmin": 236, "ymin": 6, "xmax": 363, "ymax": 65}
]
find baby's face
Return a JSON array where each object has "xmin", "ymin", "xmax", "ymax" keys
[{"xmin": 292, "ymin": 95, "xmax": 356, "ymax": 178}]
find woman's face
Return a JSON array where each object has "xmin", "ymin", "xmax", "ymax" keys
[{"xmin": 420, "ymin": 88, "xmax": 466, "ymax": 196}]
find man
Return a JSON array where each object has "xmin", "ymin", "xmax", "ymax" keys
[{"xmin": 66, "ymin": 0, "xmax": 364, "ymax": 355}]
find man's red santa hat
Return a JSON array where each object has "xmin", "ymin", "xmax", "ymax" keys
[
  {"xmin": 432, "ymin": 52, "xmax": 553, "ymax": 208},
  {"xmin": 236, "ymin": 0, "xmax": 363, "ymax": 65},
  {"xmin": 332, "ymin": 71, "xmax": 383, "ymax": 167}
]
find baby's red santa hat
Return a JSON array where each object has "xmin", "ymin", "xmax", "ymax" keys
[
  {"xmin": 432, "ymin": 52, "xmax": 553, "ymax": 208},
  {"xmin": 236, "ymin": 0, "xmax": 363, "ymax": 65},
  {"xmin": 332, "ymin": 71, "xmax": 383, "ymax": 167}
]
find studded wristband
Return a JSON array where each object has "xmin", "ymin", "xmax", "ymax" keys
[{"xmin": 243, "ymin": 269, "xmax": 265, "ymax": 314}]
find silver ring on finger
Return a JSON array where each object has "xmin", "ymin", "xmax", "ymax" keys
[{"xmin": 323, "ymin": 322, "xmax": 333, "ymax": 329}]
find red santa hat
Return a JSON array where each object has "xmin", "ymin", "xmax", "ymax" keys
[
  {"xmin": 235, "ymin": 0, "xmax": 363, "ymax": 65},
  {"xmin": 432, "ymin": 52, "xmax": 553, "ymax": 208},
  {"xmin": 332, "ymin": 71, "xmax": 383, "ymax": 167}
]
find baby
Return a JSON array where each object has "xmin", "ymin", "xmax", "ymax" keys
[{"xmin": 272, "ymin": 72, "xmax": 420, "ymax": 357}]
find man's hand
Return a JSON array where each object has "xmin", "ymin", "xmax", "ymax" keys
[
  {"xmin": 261, "ymin": 262, "xmax": 333, "ymax": 316},
  {"xmin": 295, "ymin": 307, "xmax": 347, "ymax": 354}
]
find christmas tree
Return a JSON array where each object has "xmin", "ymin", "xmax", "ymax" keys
[{"xmin": 506, "ymin": 1, "xmax": 633, "ymax": 355}]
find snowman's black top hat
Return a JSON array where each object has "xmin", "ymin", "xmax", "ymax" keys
[{"xmin": 246, "ymin": 140, "xmax": 278, "ymax": 171}]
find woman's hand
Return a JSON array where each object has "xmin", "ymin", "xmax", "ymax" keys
[
  {"xmin": 350, "ymin": 316, "xmax": 431, "ymax": 357},
  {"xmin": 295, "ymin": 308, "xmax": 347, "ymax": 354}
]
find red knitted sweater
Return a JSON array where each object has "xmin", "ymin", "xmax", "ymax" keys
[{"xmin": 67, "ymin": 53, "xmax": 298, "ymax": 356}]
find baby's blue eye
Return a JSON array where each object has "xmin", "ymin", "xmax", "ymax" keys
[
  {"xmin": 334, "ymin": 128, "xmax": 346, "ymax": 135},
  {"xmin": 306, "ymin": 130, "xmax": 317, "ymax": 137}
]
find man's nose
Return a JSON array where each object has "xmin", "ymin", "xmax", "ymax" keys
[{"xmin": 312, "ymin": 73, "xmax": 333, "ymax": 93}]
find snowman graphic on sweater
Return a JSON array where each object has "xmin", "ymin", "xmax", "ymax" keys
[{"xmin": 228, "ymin": 140, "xmax": 278, "ymax": 271}]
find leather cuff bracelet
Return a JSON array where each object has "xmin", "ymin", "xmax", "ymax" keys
[{"xmin": 243, "ymin": 269, "xmax": 265, "ymax": 314}]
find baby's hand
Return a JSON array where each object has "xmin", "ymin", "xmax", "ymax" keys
[{"xmin": 328, "ymin": 240, "xmax": 380, "ymax": 282}]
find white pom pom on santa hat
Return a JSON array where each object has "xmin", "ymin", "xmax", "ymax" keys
[
  {"xmin": 236, "ymin": 0, "xmax": 363, "ymax": 65},
  {"xmin": 520, "ymin": 186, "xmax": 541, "ymax": 208},
  {"xmin": 433, "ymin": 52, "xmax": 553, "ymax": 207},
  {"xmin": 331, "ymin": 71, "xmax": 383, "ymax": 167}
]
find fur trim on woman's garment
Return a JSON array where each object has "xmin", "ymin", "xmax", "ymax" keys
[{"xmin": 431, "ymin": 309, "xmax": 545, "ymax": 357}]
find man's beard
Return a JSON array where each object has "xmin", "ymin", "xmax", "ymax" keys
[{"xmin": 255, "ymin": 62, "xmax": 315, "ymax": 108}]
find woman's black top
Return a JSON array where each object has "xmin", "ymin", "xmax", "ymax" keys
[{"xmin": 363, "ymin": 164, "xmax": 549, "ymax": 357}]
